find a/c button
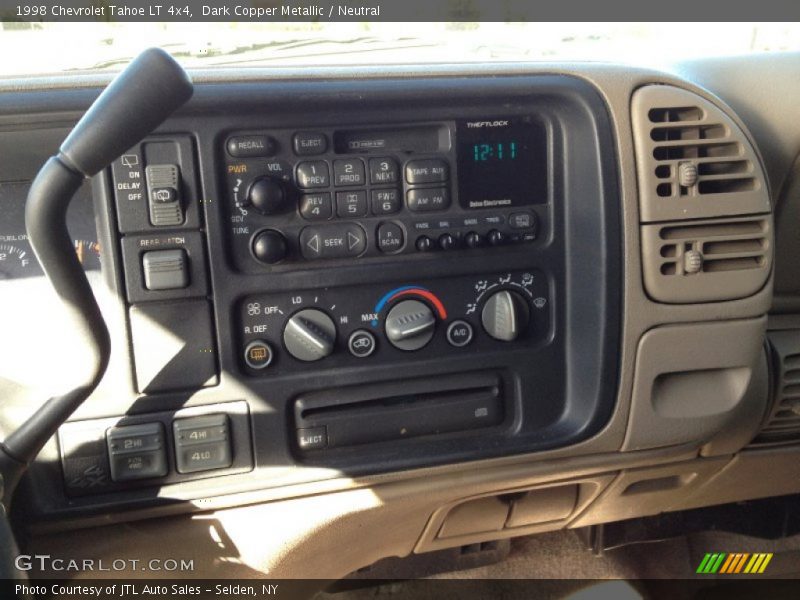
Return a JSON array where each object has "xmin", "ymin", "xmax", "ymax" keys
[{"xmin": 446, "ymin": 320, "xmax": 474, "ymax": 347}]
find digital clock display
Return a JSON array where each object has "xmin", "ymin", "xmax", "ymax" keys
[{"xmin": 456, "ymin": 117, "xmax": 547, "ymax": 209}]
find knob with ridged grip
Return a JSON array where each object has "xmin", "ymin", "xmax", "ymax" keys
[
  {"xmin": 481, "ymin": 290, "xmax": 530, "ymax": 342},
  {"xmin": 385, "ymin": 299, "xmax": 436, "ymax": 351},
  {"xmin": 283, "ymin": 309, "xmax": 336, "ymax": 361}
]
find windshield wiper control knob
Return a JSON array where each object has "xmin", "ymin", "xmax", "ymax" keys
[
  {"xmin": 481, "ymin": 290, "xmax": 530, "ymax": 342},
  {"xmin": 385, "ymin": 299, "xmax": 436, "ymax": 351},
  {"xmin": 283, "ymin": 309, "xmax": 337, "ymax": 362}
]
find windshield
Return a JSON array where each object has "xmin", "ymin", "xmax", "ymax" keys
[{"xmin": 1, "ymin": 22, "xmax": 799, "ymax": 77}]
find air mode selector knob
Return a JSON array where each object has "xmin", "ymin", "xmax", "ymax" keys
[
  {"xmin": 246, "ymin": 177, "xmax": 287, "ymax": 215},
  {"xmin": 283, "ymin": 309, "xmax": 336, "ymax": 362},
  {"xmin": 385, "ymin": 299, "xmax": 436, "ymax": 351},
  {"xmin": 481, "ymin": 290, "xmax": 530, "ymax": 342}
]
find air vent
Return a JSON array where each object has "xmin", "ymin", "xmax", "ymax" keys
[
  {"xmin": 632, "ymin": 85, "xmax": 770, "ymax": 222},
  {"xmin": 641, "ymin": 216, "xmax": 771, "ymax": 303},
  {"xmin": 750, "ymin": 330, "xmax": 800, "ymax": 447}
]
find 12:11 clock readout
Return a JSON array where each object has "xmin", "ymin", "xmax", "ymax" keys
[{"xmin": 472, "ymin": 141, "xmax": 519, "ymax": 162}]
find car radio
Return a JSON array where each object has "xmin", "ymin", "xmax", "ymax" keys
[{"xmin": 222, "ymin": 117, "xmax": 547, "ymax": 272}]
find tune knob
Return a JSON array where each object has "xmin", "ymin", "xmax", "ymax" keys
[
  {"xmin": 245, "ymin": 177, "xmax": 287, "ymax": 215},
  {"xmin": 385, "ymin": 299, "xmax": 436, "ymax": 351},
  {"xmin": 252, "ymin": 229, "xmax": 287, "ymax": 264},
  {"xmin": 481, "ymin": 290, "xmax": 530, "ymax": 342},
  {"xmin": 283, "ymin": 309, "xmax": 336, "ymax": 362}
]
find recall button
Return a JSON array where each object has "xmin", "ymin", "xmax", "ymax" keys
[
  {"xmin": 226, "ymin": 135, "xmax": 274, "ymax": 158},
  {"xmin": 300, "ymin": 224, "xmax": 367, "ymax": 259},
  {"xmin": 297, "ymin": 427, "xmax": 327, "ymax": 451}
]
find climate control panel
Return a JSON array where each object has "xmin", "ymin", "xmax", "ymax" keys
[{"xmin": 239, "ymin": 270, "xmax": 551, "ymax": 373}]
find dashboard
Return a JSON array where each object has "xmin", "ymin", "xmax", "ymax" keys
[{"xmin": 1, "ymin": 57, "xmax": 798, "ymax": 580}]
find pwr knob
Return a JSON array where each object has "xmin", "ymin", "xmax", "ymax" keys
[
  {"xmin": 481, "ymin": 290, "xmax": 530, "ymax": 342},
  {"xmin": 246, "ymin": 177, "xmax": 286, "ymax": 215}
]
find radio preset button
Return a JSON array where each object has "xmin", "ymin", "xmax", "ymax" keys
[
  {"xmin": 405, "ymin": 159, "xmax": 449, "ymax": 184},
  {"xmin": 296, "ymin": 161, "xmax": 330, "ymax": 188},
  {"xmin": 377, "ymin": 222, "xmax": 405, "ymax": 254},
  {"xmin": 371, "ymin": 188, "xmax": 401, "ymax": 214},
  {"xmin": 407, "ymin": 188, "xmax": 450, "ymax": 212},
  {"xmin": 369, "ymin": 157, "xmax": 400, "ymax": 184},
  {"xmin": 300, "ymin": 224, "xmax": 367, "ymax": 259},
  {"xmin": 227, "ymin": 135, "xmax": 274, "ymax": 158},
  {"xmin": 299, "ymin": 192, "xmax": 332, "ymax": 221},
  {"xmin": 336, "ymin": 190, "xmax": 368, "ymax": 217},
  {"xmin": 334, "ymin": 159, "xmax": 366, "ymax": 186},
  {"xmin": 293, "ymin": 132, "xmax": 328, "ymax": 156}
]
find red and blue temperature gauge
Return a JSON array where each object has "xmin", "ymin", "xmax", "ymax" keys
[{"xmin": 372, "ymin": 286, "xmax": 447, "ymax": 327}]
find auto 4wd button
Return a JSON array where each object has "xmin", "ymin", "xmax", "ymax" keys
[{"xmin": 300, "ymin": 224, "xmax": 367, "ymax": 259}]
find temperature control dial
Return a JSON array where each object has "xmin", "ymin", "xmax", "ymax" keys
[
  {"xmin": 385, "ymin": 299, "xmax": 436, "ymax": 351},
  {"xmin": 481, "ymin": 290, "xmax": 530, "ymax": 342},
  {"xmin": 245, "ymin": 177, "xmax": 287, "ymax": 215},
  {"xmin": 283, "ymin": 309, "xmax": 336, "ymax": 362}
]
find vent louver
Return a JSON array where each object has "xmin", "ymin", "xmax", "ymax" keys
[
  {"xmin": 634, "ymin": 85, "xmax": 773, "ymax": 303},
  {"xmin": 633, "ymin": 85, "xmax": 770, "ymax": 223},
  {"xmin": 641, "ymin": 216, "xmax": 771, "ymax": 303},
  {"xmin": 751, "ymin": 331, "xmax": 800, "ymax": 447}
]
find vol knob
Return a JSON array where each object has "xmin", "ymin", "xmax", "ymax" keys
[
  {"xmin": 481, "ymin": 290, "xmax": 530, "ymax": 342},
  {"xmin": 385, "ymin": 299, "xmax": 436, "ymax": 351},
  {"xmin": 246, "ymin": 177, "xmax": 286, "ymax": 215},
  {"xmin": 283, "ymin": 309, "xmax": 336, "ymax": 362}
]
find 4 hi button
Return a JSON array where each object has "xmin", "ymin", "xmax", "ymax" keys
[{"xmin": 173, "ymin": 414, "xmax": 232, "ymax": 474}]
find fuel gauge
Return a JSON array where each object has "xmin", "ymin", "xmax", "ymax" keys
[
  {"xmin": 0, "ymin": 243, "xmax": 33, "ymax": 279},
  {"xmin": 73, "ymin": 239, "xmax": 101, "ymax": 271}
]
